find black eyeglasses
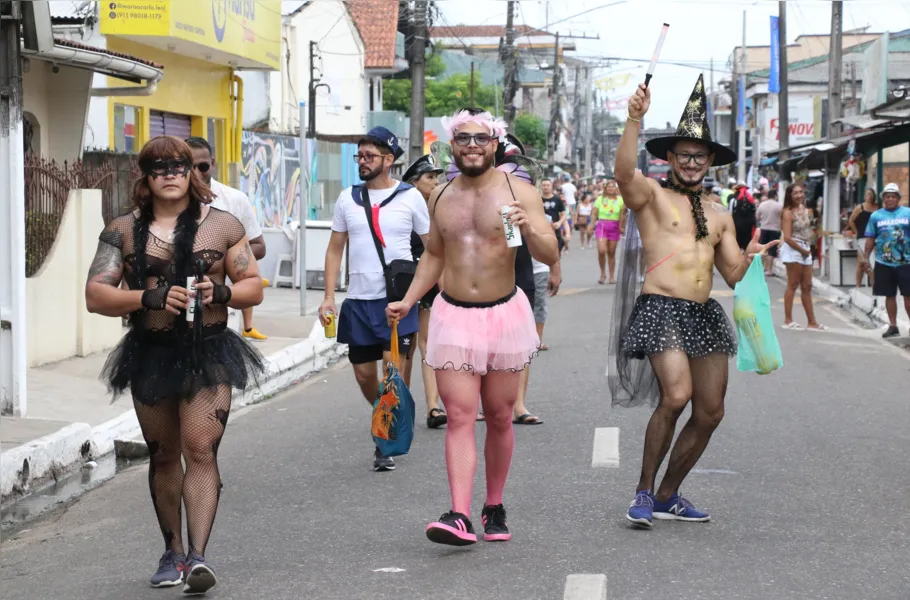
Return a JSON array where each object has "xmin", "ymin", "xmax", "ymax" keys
[
  {"xmin": 670, "ymin": 151, "xmax": 710, "ymax": 166},
  {"xmin": 453, "ymin": 133, "xmax": 493, "ymax": 147},
  {"xmin": 193, "ymin": 161, "xmax": 211, "ymax": 173},
  {"xmin": 354, "ymin": 152, "xmax": 384, "ymax": 163}
]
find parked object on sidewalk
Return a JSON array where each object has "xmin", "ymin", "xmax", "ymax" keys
[
  {"xmin": 734, "ymin": 256, "xmax": 783, "ymax": 375},
  {"xmin": 371, "ymin": 322, "xmax": 415, "ymax": 458}
]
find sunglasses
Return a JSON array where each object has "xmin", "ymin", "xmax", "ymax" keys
[
  {"xmin": 193, "ymin": 161, "xmax": 211, "ymax": 173},
  {"xmin": 453, "ymin": 133, "xmax": 493, "ymax": 147},
  {"xmin": 143, "ymin": 159, "xmax": 191, "ymax": 178}
]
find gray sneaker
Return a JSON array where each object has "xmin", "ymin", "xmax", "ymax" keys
[
  {"xmin": 883, "ymin": 325, "xmax": 901, "ymax": 339},
  {"xmin": 183, "ymin": 553, "xmax": 216, "ymax": 595},
  {"xmin": 373, "ymin": 447, "xmax": 395, "ymax": 472},
  {"xmin": 150, "ymin": 549, "xmax": 185, "ymax": 588}
]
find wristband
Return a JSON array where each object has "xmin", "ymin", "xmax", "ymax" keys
[
  {"xmin": 141, "ymin": 286, "xmax": 170, "ymax": 310},
  {"xmin": 211, "ymin": 283, "xmax": 232, "ymax": 305},
  {"xmin": 627, "ymin": 115, "xmax": 642, "ymax": 123}
]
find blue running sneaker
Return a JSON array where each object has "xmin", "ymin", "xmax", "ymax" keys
[
  {"xmin": 626, "ymin": 490, "xmax": 654, "ymax": 527},
  {"xmin": 652, "ymin": 492, "xmax": 711, "ymax": 522},
  {"xmin": 183, "ymin": 553, "xmax": 217, "ymax": 596},
  {"xmin": 150, "ymin": 549, "xmax": 185, "ymax": 588}
]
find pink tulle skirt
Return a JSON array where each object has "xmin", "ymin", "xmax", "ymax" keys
[{"xmin": 425, "ymin": 287, "xmax": 540, "ymax": 375}]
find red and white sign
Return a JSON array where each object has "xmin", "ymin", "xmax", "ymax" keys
[{"xmin": 761, "ymin": 96, "xmax": 819, "ymax": 151}]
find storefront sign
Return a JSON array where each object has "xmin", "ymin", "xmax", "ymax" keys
[
  {"xmin": 101, "ymin": 0, "xmax": 280, "ymax": 69},
  {"xmin": 762, "ymin": 96, "xmax": 821, "ymax": 151}
]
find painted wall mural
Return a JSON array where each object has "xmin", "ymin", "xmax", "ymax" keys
[{"xmin": 240, "ymin": 132, "xmax": 301, "ymax": 228}]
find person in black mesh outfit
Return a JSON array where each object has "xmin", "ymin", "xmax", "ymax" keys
[{"xmin": 85, "ymin": 135, "xmax": 266, "ymax": 594}]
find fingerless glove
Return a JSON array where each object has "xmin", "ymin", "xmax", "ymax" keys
[
  {"xmin": 211, "ymin": 283, "xmax": 232, "ymax": 305},
  {"xmin": 141, "ymin": 285, "xmax": 171, "ymax": 310}
]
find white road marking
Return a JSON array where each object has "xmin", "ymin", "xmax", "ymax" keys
[
  {"xmin": 691, "ymin": 468, "xmax": 740, "ymax": 475},
  {"xmin": 563, "ymin": 574, "xmax": 608, "ymax": 600},
  {"xmin": 592, "ymin": 427, "xmax": 619, "ymax": 468},
  {"xmin": 372, "ymin": 567, "xmax": 406, "ymax": 573}
]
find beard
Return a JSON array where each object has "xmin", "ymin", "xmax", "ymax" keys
[
  {"xmin": 359, "ymin": 165, "xmax": 383, "ymax": 182},
  {"xmin": 453, "ymin": 151, "xmax": 495, "ymax": 177},
  {"xmin": 671, "ymin": 166, "xmax": 707, "ymax": 189}
]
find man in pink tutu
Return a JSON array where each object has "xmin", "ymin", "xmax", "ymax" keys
[{"xmin": 387, "ymin": 108, "xmax": 559, "ymax": 546}]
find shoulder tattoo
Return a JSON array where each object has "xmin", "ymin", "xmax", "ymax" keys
[{"xmin": 87, "ymin": 240, "xmax": 122, "ymax": 286}]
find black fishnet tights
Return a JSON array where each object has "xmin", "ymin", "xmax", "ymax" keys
[
  {"xmin": 637, "ymin": 351, "xmax": 728, "ymax": 500},
  {"xmin": 134, "ymin": 385, "xmax": 231, "ymax": 557}
]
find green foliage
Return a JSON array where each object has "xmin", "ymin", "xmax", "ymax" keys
[
  {"xmin": 25, "ymin": 211, "xmax": 63, "ymax": 277},
  {"xmin": 383, "ymin": 51, "xmax": 498, "ymax": 117},
  {"xmin": 511, "ymin": 113, "xmax": 548, "ymax": 158}
]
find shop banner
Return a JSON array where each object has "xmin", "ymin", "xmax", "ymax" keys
[
  {"xmin": 762, "ymin": 96, "xmax": 821, "ymax": 152},
  {"xmin": 769, "ymin": 16, "xmax": 780, "ymax": 94}
]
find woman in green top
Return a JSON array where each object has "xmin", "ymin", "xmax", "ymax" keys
[{"xmin": 590, "ymin": 180, "xmax": 626, "ymax": 284}]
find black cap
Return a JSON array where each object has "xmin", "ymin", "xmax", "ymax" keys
[
  {"xmin": 360, "ymin": 126, "xmax": 404, "ymax": 160},
  {"xmin": 402, "ymin": 154, "xmax": 443, "ymax": 183}
]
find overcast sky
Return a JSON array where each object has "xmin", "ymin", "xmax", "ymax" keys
[{"xmin": 434, "ymin": 0, "xmax": 910, "ymax": 126}]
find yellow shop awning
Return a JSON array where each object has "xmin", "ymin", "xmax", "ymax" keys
[{"xmin": 99, "ymin": 0, "xmax": 280, "ymax": 70}]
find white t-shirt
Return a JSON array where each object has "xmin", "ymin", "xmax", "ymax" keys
[
  {"xmin": 561, "ymin": 182, "xmax": 578, "ymax": 207},
  {"xmin": 331, "ymin": 182, "xmax": 430, "ymax": 300},
  {"xmin": 210, "ymin": 179, "xmax": 262, "ymax": 240}
]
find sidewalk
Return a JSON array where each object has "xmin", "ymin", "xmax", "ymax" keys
[
  {"xmin": 770, "ymin": 260, "xmax": 910, "ymax": 332},
  {"xmin": 0, "ymin": 287, "xmax": 346, "ymax": 504}
]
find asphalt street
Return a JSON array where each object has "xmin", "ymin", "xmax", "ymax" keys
[{"xmin": 3, "ymin": 243, "xmax": 910, "ymax": 600}]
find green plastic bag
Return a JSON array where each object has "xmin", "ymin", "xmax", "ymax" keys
[{"xmin": 734, "ymin": 256, "xmax": 783, "ymax": 374}]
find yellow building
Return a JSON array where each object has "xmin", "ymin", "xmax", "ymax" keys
[{"xmin": 98, "ymin": 0, "xmax": 280, "ymax": 168}]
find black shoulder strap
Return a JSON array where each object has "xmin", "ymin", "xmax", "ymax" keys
[
  {"xmin": 504, "ymin": 171, "xmax": 517, "ymax": 202},
  {"xmin": 361, "ymin": 185, "xmax": 388, "ymax": 271},
  {"xmin": 431, "ymin": 178, "xmax": 456, "ymax": 216}
]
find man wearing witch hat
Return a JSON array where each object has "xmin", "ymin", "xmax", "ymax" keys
[{"xmin": 609, "ymin": 75, "xmax": 779, "ymax": 527}]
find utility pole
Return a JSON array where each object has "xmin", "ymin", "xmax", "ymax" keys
[
  {"xmin": 828, "ymin": 0, "xmax": 843, "ymax": 139},
  {"xmin": 573, "ymin": 65, "xmax": 581, "ymax": 173},
  {"xmin": 408, "ymin": 0, "xmax": 428, "ymax": 161},
  {"xmin": 307, "ymin": 41, "xmax": 317, "ymax": 138},
  {"xmin": 778, "ymin": 0, "xmax": 790, "ymax": 187},
  {"xmin": 502, "ymin": 0, "xmax": 518, "ymax": 125},
  {"xmin": 470, "ymin": 62, "xmax": 475, "ymax": 105},
  {"xmin": 1, "ymin": 0, "xmax": 28, "ymax": 416},
  {"xmin": 548, "ymin": 32, "xmax": 560, "ymax": 169},
  {"xmin": 737, "ymin": 10, "xmax": 748, "ymax": 182},
  {"xmin": 584, "ymin": 66, "xmax": 593, "ymax": 178}
]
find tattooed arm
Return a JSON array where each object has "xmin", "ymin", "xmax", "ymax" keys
[
  {"xmin": 85, "ymin": 237, "xmax": 144, "ymax": 317},
  {"xmin": 223, "ymin": 235, "xmax": 264, "ymax": 309}
]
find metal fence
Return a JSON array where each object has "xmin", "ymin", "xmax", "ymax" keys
[{"xmin": 24, "ymin": 153, "xmax": 139, "ymax": 277}]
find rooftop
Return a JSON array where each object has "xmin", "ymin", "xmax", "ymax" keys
[
  {"xmin": 52, "ymin": 37, "xmax": 164, "ymax": 70},
  {"xmin": 347, "ymin": 0, "xmax": 401, "ymax": 69}
]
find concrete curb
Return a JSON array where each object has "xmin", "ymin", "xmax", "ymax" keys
[
  {"xmin": 770, "ymin": 259, "xmax": 909, "ymax": 330},
  {"xmin": 1, "ymin": 326, "xmax": 346, "ymax": 503}
]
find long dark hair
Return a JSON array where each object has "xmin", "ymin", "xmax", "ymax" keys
[
  {"xmin": 131, "ymin": 136, "xmax": 214, "ymax": 288},
  {"xmin": 783, "ymin": 182, "xmax": 805, "ymax": 211}
]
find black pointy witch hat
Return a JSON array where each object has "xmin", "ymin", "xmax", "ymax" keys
[{"xmin": 645, "ymin": 74, "xmax": 737, "ymax": 167}]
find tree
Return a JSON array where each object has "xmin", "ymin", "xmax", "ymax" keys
[
  {"xmin": 382, "ymin": 52, "xmax": 497, "ymax": 116},
  {"xmin": 511, "ymin": 112, "xmax": 547, "ymax": 158}
]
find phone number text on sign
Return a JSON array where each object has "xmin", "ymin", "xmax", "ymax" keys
[{"xmin": 119, "ymin": 12, "xmax": 164, "ymax": 19}]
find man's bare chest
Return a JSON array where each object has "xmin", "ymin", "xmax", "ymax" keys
[
  {"xmin": 651, "ymin": 194, "xmax": 724, "ymax": 246},
  {"xmin": 437, "ymin": 192, "xmax": 510, "ymax": 240}
]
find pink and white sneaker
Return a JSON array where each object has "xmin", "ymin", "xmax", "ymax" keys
[
  {"xmin": 481, "ymin": 504, "xmax": 511, "ymax": 542},
  {"xmin": 426, "ymin": 511, "xmax": 477, "ymax": 546}
]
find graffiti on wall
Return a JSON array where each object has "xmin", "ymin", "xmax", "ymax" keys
[{"xmin": 240, "ymin": 132, "xmax": 301, "ymax": 228}]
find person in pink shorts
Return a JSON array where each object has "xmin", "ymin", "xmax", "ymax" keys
[
  {"xmin": 387, "ymin": 108, "xmax": 558, "ymax": 546},
  {"xmin": 591, "ymin": 180, "xmax": 626, "ymax": 284}
]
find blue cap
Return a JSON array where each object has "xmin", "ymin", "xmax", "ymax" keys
[{"xmin": 361, "ymin": 126, "xmax": 404, "ymax": 160}]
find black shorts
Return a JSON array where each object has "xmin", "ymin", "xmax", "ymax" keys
[
  {"xmin": 873, "ymin": 263, "xmax": 910, "ymax": 298},
  {"xmin": 758, "ymin": 229, "xmax": 781, "ymax": 258},
  {"xmin": 348, "ymin": 334, "xmax": 416, "ymax": 365}
]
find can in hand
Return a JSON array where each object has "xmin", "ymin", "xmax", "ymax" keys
[
  {"xmin": 501, "ymin": 205, "xmax": 523, "ymax": 248},
  {"xmin": 323, "ymin": 311, "xmax": 337, "ymax": 338},
  {"xmin": 185, "ymin": 277, "xmax": 196, "ymax": 322}
]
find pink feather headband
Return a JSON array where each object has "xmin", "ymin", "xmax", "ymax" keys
[{"xmin": 441, "ymin": 110, "xmax": 508, "ymax": 140}]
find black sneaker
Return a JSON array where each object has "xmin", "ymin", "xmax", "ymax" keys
[
  {"xmin": 373, "ymin": 447, "xmax": 395, "ymax": 472},
  {"xmin": 182, "ymin": 553, "xmax": 216, "ymax": 596},
  {"xmin": 883, "ymin": 325, "xmax": 901, "ymax": 338},
  {"xmin": 426, "ymin": 511, "xmax": 477, "ymax": 546},
  {"xmin": 481, "ymin": 504, "xmax": 511, "ymax": 542},
  {"xmin": 150, "ymin": 549, "xmax": 185, "ymax": 588}
]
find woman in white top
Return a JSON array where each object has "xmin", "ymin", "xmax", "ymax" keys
[{"xmin": 574, "ymin": 191, "xmax": 595, "ymax": 249}]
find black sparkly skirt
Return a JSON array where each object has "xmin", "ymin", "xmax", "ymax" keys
[
  {"xmin": 621, "ymin": 294, "xmax": 737, "ymax": 360},
  {"xmin": 101, "ymin": 324, "xmax": 266, "ymax": 406}
]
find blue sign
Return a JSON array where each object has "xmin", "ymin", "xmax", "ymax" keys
[
  {"xmin": 737, "ymin": 76, "xmax": 746, "ymax": 128},
  {"xmin": 769, "ymin": 16, "xmax": 780, "ymax": 94}
]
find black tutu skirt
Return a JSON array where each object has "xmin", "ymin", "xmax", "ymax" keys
[
  {"xmin": 101, "ymin": 324, "xmax": 266, "ymax": 406},
  {"xmin": 621, "ymin": 294, "xmax": 737, "ymax": 360}
]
